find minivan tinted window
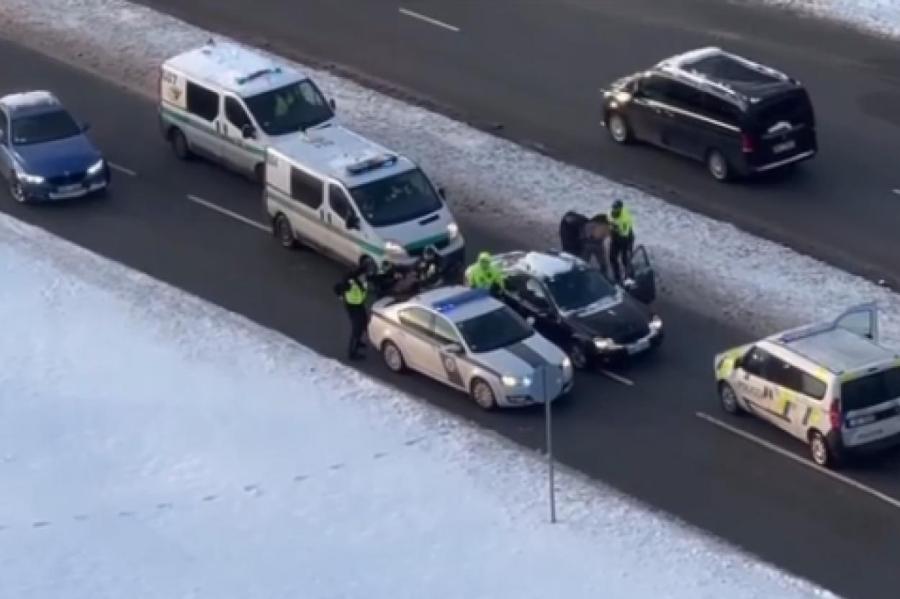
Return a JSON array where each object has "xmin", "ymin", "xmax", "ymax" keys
[
  {"xmin": 841, "ymin": 366, "xmax": 900, "ymax": 412},
  {"xmin": 349, "ymin": 168, "xmax": 442, "ymax": 228},
  {"xmin": 747, "ymin": 89, "xmax": 814, "ymax": 133}
]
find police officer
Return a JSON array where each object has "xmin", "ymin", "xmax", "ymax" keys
[
  {"xmin": 465, "ymin": 251, "xmax": 505, "ymax": 295},
  {"xmin": 583, "ymin": 213, "xmax": 611, "ymax": 278},
  {"xmin": 559, "ymin": 210, "xmax": 589, "ymax": 256},
  {"xmin": 416, "ymin": 245, "xmax": 444, "ymax": 288},
  {"xmin": 334, "ymin": 255, "xmax": 375, "ymax": 360},
  {"xmin": 609, "ymin": 200, "xmax": 635, "ymax": 283}
]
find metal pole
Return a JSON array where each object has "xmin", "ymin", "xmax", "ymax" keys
[{"xmin": 544, "ymin": 366, "xmax": 557, "ymax": 524}]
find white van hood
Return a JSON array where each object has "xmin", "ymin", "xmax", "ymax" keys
[{"xmin": 373, "ymin": 206, "xmax": 455, "ymax": 252}]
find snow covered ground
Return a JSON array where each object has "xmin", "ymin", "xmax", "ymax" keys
[
  {"xmin": 0, "ymin": 214, "xmax": 834, "ymax": 597},
  {"xmin": 754, "ymin": 0, "xmax": 900, "ymax": 40},
  {"xmin": 2, "ymin": 0, "xmax": 900, "ymax": 351}
]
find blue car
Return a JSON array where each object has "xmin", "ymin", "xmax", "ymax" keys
[{"xmin": 0, "ymin": 91, "xmax": 109, "ymax": 203}]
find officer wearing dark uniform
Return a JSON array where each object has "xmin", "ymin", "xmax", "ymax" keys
[
  {"xmin": 559, "ymin": 210, "xmax": 589, "ymax": 256},
  {"xmin": 334, "ymin": 255, "xmax": 375, "ymax": 359},
  {"xmin": 416, "ymin": 245, "xmax": 444, "ymax": 288}
]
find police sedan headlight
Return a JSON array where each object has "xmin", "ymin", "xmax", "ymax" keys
[
  {"xmin": 86, "ymin": 158, "xmax": 105, "ymax": 176},
  {"xmin": 561, "ymin": 357, "xmax": 573, "ymax": 377},
  {"xmin": 446, "ymin": 221, "xmax": 459, "ymax": 240},
  {"xmin": 594, "ymin": 337, "xmax": 614, "ymax": 351},
  {"xmin": 502, "ymin": 375, "xmax": 532, "ymax": 387},
  {"xmin": 649, "ymin": 314, "xmax": 663, "ymax": 332},
  {"xmin": 17, "ymin": 172, "xmax": 44, "ymax": 185},
  {"xmin": 384, "ymin": 240, "xmax": 407, "ymax": 257}
]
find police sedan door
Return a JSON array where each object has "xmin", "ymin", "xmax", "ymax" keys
[
  {"xmin": 432, "ymin": 314, "xmax": 468, "ymax": 390},
  {"xmin": 396, "ymin": 307, "xmax": 444, "ymax": 379}
]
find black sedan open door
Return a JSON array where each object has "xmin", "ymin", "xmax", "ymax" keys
[{"xmin": 627, "ymin": 245, "xmax": 656, "ymax": 304}]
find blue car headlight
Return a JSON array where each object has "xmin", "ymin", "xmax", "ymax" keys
[
  {"xmin": 17, "ymin": 172, "xmax": 45, "ymax": 185},
  {"xmin": 86, "ymin": 159, "xmax": 105, "ymax": 176}
]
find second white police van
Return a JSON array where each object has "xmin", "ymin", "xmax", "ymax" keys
[{"xmin": 264, "ymin": 126, "xmax": 465, "ymax": 272}]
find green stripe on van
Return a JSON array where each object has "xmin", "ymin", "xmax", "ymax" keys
[{"xmin": 160, "ymin": 105, "xmax": 266, "ymax": 158}]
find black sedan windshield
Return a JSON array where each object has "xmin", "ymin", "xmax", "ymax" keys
[
  {"xmin": 244, "ymin": 79, "xmax": 333, "ymax": 136},
  {"xmin": 457, "ymin": 307, "xmax": 532, "ymax": 354},
  {"xmin": 11, "ymin": 110, "xmax": 81, "ymax": 146},
  {"xmin": 545, "ymin": 268, "xmax": 616, "ymax": 311},
  {"xmin": 350, "ymin": 168, "xmax": 442, "ymax": 228}
]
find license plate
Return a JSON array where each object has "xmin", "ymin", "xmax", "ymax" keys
[
  {"xmin": 58, "ymin": 184, "xmax": 82, "ymax": 193},
  {"xmin": 628, "ymin": 338, "xmax": 650, "ymax": 355},
  {"xmin": 772, "ymin": 140, "xmax": 796, "ymax": 154}
]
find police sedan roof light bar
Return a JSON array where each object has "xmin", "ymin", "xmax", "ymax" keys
[{"xmin": 432, "ymin": 288, "xmax": 490, "ymax": 313}]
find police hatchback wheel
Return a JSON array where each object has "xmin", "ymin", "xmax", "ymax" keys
[
  {"xmin": 607, "ymin": 113, "xmax": 632, "ymax": 144},
  {"xmin": 706, "ymin": 149, "xmax": 731, "ymax": 182},
  {"xmin": 718, "ymin": 383, "xmax": 742, "ymax": 415},
  {"xmin": 809, "ymin": 431, "xmax": 833, "ymax": 468},
  {"xmin": 470, "ymin": 378, "xmax": 497, "ymax": 410},
  {"xmin": 274, "ymin": 214, "xmax": 296, "ymax": 249},
  {"xmin": 381, "ymin": 340, "xmax": 406, "ymax": 373}
]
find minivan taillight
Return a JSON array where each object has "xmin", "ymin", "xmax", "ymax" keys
[
  {"xmin": 829, "ymin": 398, "xmax": 842, "ymax": 429},
  {"xmin": 741, "ymin": 133, "xmax": 755, "ymax": 153}
]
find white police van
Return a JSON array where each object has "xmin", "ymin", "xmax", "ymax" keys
[
  {"xmin": 715, "ymin": 303, "xmax": 900, "ymax": 467},
  {"xmin": 159, "ymin": 40, "xmax": 336, "ymax": 182},
  {"xmin": 264, "ymin": 125, "xmax": 465, "ymax": 272}
]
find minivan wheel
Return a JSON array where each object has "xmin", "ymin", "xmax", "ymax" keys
[
  {"xmin": 809, "ymin": 431, "xmax": 833, "ymax": 468},
  {"xmin": 170, "ymin": 129, "xmax": 192, "ymax": 160},
  {"xmin": 274, "ymin": 214, "xmax": 296, "ymax": 249},
  {"xmin": 706, "ymin": 149, "xmax": 731, "ymax": 182},
  {"xmin": 718, "ymin": 383, "xmax": 742, "ymax": 415},
  {"xmin": 607, "ymin": 113, "xmax": 632, "ymax": 144},
  {"xmin": 471, "ymin": 378, "xmax": 497, "ymax": 410}
]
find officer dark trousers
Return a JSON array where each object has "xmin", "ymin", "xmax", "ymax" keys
[
  {"xmin": 346, "ymin": 303, "xmax": 368, "ymax": 359},
  {"xmin": 610, "ymin": 233, "xmax": 634, "ymax": 282}
]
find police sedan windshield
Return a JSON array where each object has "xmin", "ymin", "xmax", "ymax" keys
[
  {"xmin": 350, "ymin": 168, "xmax": 443, "ymax": 228},
  {"xmin": 11, "ymin": 109, "xmax": 81, "ymax": 146},
  {"xmin": 456, "ymin": 307, "xmax": 532, "ymax": 354},
  {"xmin": 545, "ymin": 268, "xmax": 616, "ymax": 312},
  {"xmin": 244, "ymin": 79, "xmax": 333, "ymax": 136}
]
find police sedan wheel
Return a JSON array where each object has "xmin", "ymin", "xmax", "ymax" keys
[
  {"xmin": 718, "ymin": 383, "xmax": 741, "ymax": 415},
  {"xmin": 9, "ymin": 178, "xmax": 26, "ymax": 204},
  {"xmin": 381, "ymin": 341, "xmax": 406, "ymax": 373},
  {"xmin": 471, "ymin": 379, "xmax": 497, "ymax": 410},
  {"xmin": 608, "ymin": 113, "xmax": 631, "ymax": 144},
  {"xmin": 569, "ymin": 343, "xmax": 589, "ymax": 370}
]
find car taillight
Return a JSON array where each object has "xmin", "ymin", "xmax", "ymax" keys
[
  {"xmin": 829, "ymin": 398, "xmax": 842, "ymax": 429},
  {"xmin": 741, "ymin": 133, "xmax": 755, "ymax": 153}
]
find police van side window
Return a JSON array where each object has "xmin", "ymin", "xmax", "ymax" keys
[
  {"xmin": 742, "ymin": 346, "xmax": 773, "ymax": 378},
  {"xmin": 328, "ymin": 184, "xmax": 354, "ymax": 221},
  {"xmin": 224, "ymin": 97, "xmax": 252, "ymax": 128},
  {"xmin": 186, "ymin": 82, "xmax": 219, "ymax": 122},
  {"xmin": 290, "ymin": 168, "xmax": 323, "ymax": 209}
]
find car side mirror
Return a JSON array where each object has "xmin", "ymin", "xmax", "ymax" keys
[
  {"xmin": 345, "ymin": 213, "xmax": 360, "ymax": 230},
  {"xmin": 241, "ymin": 124, "xmax": 256, "ymax": 139},
  {"xmin": 329, "ymin": 98, "xmax": 336, "ymax": 111},
  {"xmin": 443, "ymin": 342, "xmax": 464, "ymax": 355}
]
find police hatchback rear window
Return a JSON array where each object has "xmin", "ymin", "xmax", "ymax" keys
[{"xmin": 841, "ymin": 366, "xmax": 900, "ymax": 412}]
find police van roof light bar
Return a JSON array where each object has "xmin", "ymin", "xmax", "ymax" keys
[
  {"xmin": 432, "ymin": 288, "xmax": 490, "ymax": 313},
  {"xmin": 346, "ymin": 153, "xmax": 398, "ymax": 176}
]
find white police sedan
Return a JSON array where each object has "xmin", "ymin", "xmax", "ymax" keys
[{"xmin": 368, "ymin": 286, "xmax": 574, "ymax": 409}]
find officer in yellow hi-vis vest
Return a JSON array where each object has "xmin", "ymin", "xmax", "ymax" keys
[
  {"xmin": 609, "ymin": 199, "xmax": 635, "ymax": 283},
  {"xmin": 334, "ymin": 255, "xmax": 376, "ymax": 360}
]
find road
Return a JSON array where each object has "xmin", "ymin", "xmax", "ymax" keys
[
  {"xmin": 3, "ymin": 37, "xmax": 900, "ymax": 598},
  {"xmin": 134, "ymin": 0, "xmax": 900, "ymax": 290}
]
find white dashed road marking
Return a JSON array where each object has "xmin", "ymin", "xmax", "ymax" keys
[
  {"xmin": 599, "ymin": 369, "xmax": 634, "ymax": 386},
  {"xmin": 399, "ymin": 7, "xmax": 460, "ymax": 32},
  {"xmin": 108, "ymin": 161, "xmax": 137, "ymax": 177},
  {"xmin": 696, "ymin": 411, "xmax": 900, "ymax": 511},
  {"xmin": 892, "ymin": 189, "xmax": 900, "ymax": 196},
  {"xmin": 186, "ymin": 194, "xmax": 270, "ymax": 233}
]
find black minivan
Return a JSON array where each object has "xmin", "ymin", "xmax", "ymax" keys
[{"xmin": 601, "ymin": 47, "xmax": 817, "ymax": 181}]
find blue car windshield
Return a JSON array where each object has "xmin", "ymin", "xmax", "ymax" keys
[
  {"xmin": 456, "ymin": 307, "xmax": 532, "ymax": 354},
  {"xmin": 244, "ymin": 79, "xmax": 333, "ymax": 136},
  {"xmin": 11, "ymin": 110, "xmax": 81, "ymax": 146}
]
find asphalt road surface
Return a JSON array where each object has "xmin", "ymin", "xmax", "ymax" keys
[
  {"xmin": 3, "ymin": 37, "xmax": 900, "ymax": 598},
  {"xmin": 135, "ymin": 0, "xmax": 900, "ymax": 290}
]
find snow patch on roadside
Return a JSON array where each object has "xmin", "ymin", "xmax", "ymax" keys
[
  {"xmin": 0, "ymin": 213, "xmax": 835, "ymax": 598},
  {"xmin": 2, "ymin": 0, "xmax": 900, "ymax": 348},
  {"xmin": 756, "ymin": 0, "xmax": 900, "ymax": 40}
]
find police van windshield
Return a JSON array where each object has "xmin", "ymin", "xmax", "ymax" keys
[
  {"xmin": 350, "ymin": 168, "xmax": 442, "ymax": 228},
  {"xmin": 841, "ymin": 366, "xmax": 900, "ymax": 412},
  {"xmin": 11, "ymin": 109, "xmax": 81, "ymax": 146},
  {"xmin": 457, "ymin": 307, "xmax": 532, "ymax": 354},
  {"xmin": 243, "ymin": 79, "xmax": 333, "ymax": 136},
  {"xmin": 546, "ymin": 268, "xmax": 617, "ymax": 312}
]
